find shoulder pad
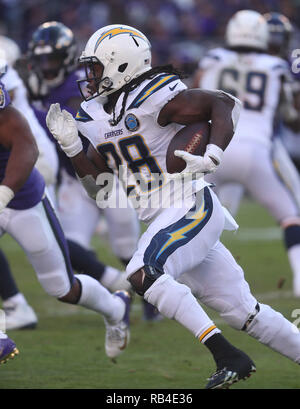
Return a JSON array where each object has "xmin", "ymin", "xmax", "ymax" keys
[
  {"xmin": 128, "ymin": 73, "xmax": 180, "ymax": 109},
  {"xmin": 75, "ymin": 105, "xmax": 93, "ymax": 122},
  {"xmin": 199, "ymin": 47, "xmax": 231, "ymax": 69},
  {"xmin": 204, "ymin": 48, "xmax": 224, "ymax": 60}
]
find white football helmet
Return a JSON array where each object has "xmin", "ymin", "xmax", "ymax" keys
[
  {"xmin": 78, "ymin": 24, "xmax": 152, "ymax": 100},
  {"xmin": 0, "ymin": 53, "xmax": 7, "ymax": 75},
  {"xmin": 0, "ymin": 36, "xmax": 21, "ymax": 67},
  {"xmin": 226, "ymin": 10, "xmax": 269, "ymax": 50}
]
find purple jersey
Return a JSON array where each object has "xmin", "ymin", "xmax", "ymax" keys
[
  {"xmin": 0, "ymin": 81, "xmax": 45, "ymax": 210},
  {"xmin": 41, "ymin": 70, "xmax": 82, "ymax": 115},
  {"xmin": 33, "ymin": 70, "xmax": 86, "ymax": 178}
]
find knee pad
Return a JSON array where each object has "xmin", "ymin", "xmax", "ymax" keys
[{"xmin": 37, "ymin": 267, "xmax": 72, "ymax": 299}]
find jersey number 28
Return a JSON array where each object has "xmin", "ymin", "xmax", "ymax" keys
[{"xmin": 97, "ymin": 134, "xmax": 164, "ymax": 195}]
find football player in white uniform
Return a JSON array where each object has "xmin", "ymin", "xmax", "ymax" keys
[
  {"xmin": 23, "ymin": 22, "xmax": 156, "ymax": 319},
  {"xmin": 263, "ymin": 12, "xmax": 300, "ymax": 208},
  {"xmin": 263, "ymin": 12, "xmax": 300, "ymax": 207},
  {"xmin": 193, "ymin": 10, "xmax": 300, "ymax": 297},
  {"xmin": 26, "ymin": 22, "xmax": 140, "ymax": 269},
  {"xmin": 46, "ymin": 24, "xmax": 300, "ymax": 389}
]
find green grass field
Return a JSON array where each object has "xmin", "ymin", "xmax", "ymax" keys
[{"xmin": 1, "ymin": 198, "xmax": 300, "ymax": 390}]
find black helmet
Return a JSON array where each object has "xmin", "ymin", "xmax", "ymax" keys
[
  {"xmin": 27, "ymin": 21, "xmax": 77, "ymax": 92},
  {"xmin": 263, "ymin": 12, "xmax": 293, "ymax": 58}
]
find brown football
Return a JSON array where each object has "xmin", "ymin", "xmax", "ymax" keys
[{"xmin": 166, "ymin": 121, "xmax": 211, "ymax": 173}]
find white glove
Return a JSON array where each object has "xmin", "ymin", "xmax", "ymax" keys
[
  {"xmin": 35, "ymin": 152, "xmax": 57, "ymax": 186},
  {"xmin": 46, "ymin": 103, "xmax": 82, "ymax": 158},
  {"xmin": 174, "ymin": 150, "xmax": 218, "ymax": 175},
  {"xmin": 0, "ymin": 185, "xmax": 14, "ymax": 213}
]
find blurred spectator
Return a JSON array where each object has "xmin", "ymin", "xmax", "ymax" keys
[{"xmin": 1, "ymin": 0, "xmax": 300, "ymax": 79}]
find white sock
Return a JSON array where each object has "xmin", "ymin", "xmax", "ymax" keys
[
  {"xmin": 100, "ymin": 266, "xmax": 122, "ymax": 288},
  {"xmin": 287, "ymin": 244, "xmax": 300, "ymax": 296},
  {"xmin": 76, "ymin": 274, "xmax": 125, "ymax": 324},
  {"xmin": 3, "ymin": 293, "xmax": 28, "ymax": 309},
  {"xmin": 144, "ymin": 274, "xmax": 220, "ymax": 342},
  {"xmin": 100, "ymin": 266, "xmax": 131, "ymax": 292}
]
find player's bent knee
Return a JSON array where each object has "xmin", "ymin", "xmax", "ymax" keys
[
  {"xmin": 57, "ymin": 278, "xmax": 81, "ymax": 304},
  {"xmin": 37, "ymin": 268, "xmax": 72, "ymax": 299},
  {"xmin": 220, "ymin": 303, "xmax": 260, "ymax": 330},
  {"xmin": 128, "ymin": 265, "xmax": 163, "ymax": 296}
]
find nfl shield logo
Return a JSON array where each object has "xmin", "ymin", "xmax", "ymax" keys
[{"xmin": 125, "ymin": 113, "xmax": 140, "ymax": 132}]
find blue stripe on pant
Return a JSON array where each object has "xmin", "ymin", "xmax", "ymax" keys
[
  {"xmin": 143, "ymin": 187, "xmax": 213, "ymax": 275},
  {"xmin": 42, "ymin": 196, "xmax": 75, "ymax": 287}
]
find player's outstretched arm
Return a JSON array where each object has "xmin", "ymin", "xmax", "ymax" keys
[{"xmin": 0, "ymin": 105, "xmax": 39, "ymax": 195}]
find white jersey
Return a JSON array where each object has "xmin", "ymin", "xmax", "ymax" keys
[
  {"xmin": 199, "ymin": 47, "xmax": 290, "ymax": 148},
  {"xmin": 76, "ymin": 73, "xmax": 207, "ymax": 223},
  {"xmin": 1, "ymin": 66, "xmax": 58, "ymax": 175}
]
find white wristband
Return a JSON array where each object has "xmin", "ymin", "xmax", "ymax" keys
[
  {"xmin": 0, "ymin": 185, "xmax": 15, "ymax": 207},
  {"xmin": 61, "ymin": 138, "xmax": 83, "ymax": 158},
  {"xmin": 204, "ymin": 144, "xmax": 224, "ymax": 165}
]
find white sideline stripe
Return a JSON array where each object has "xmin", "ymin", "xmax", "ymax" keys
[
  {"xmin": 42, "ymin": 289, "xmax": 294, "ymax": 318},
  {"xmin": 223, "ymin": 226, "xmax": 281, "ymax": 241}
]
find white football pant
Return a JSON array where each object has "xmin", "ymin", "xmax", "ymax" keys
[{"xmin": 57, "ymin": 171, "xmax": 140, "ymax": 261}]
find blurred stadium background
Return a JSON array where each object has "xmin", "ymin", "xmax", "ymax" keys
[
  {"xmin": 2, "ymin": 0, "xmax": 300, "ymax": 80},
  {"xmin": 1, "ymin": 0, "xmax": 300, "ymax": 390}
]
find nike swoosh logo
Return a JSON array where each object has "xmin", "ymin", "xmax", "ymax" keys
[{"xmin": 169, "ymin": 83, "xmax": 178, "ymax": 91}]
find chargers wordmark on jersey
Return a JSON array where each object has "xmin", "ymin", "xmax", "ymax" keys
[{"xmin": 104, "ymin": 129, "xmax": 123, "ymax": 139}]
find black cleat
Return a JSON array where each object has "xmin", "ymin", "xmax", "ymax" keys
[{"xmin": 205, "ymin": 352, "xmax": 256, "ymax": 389}]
